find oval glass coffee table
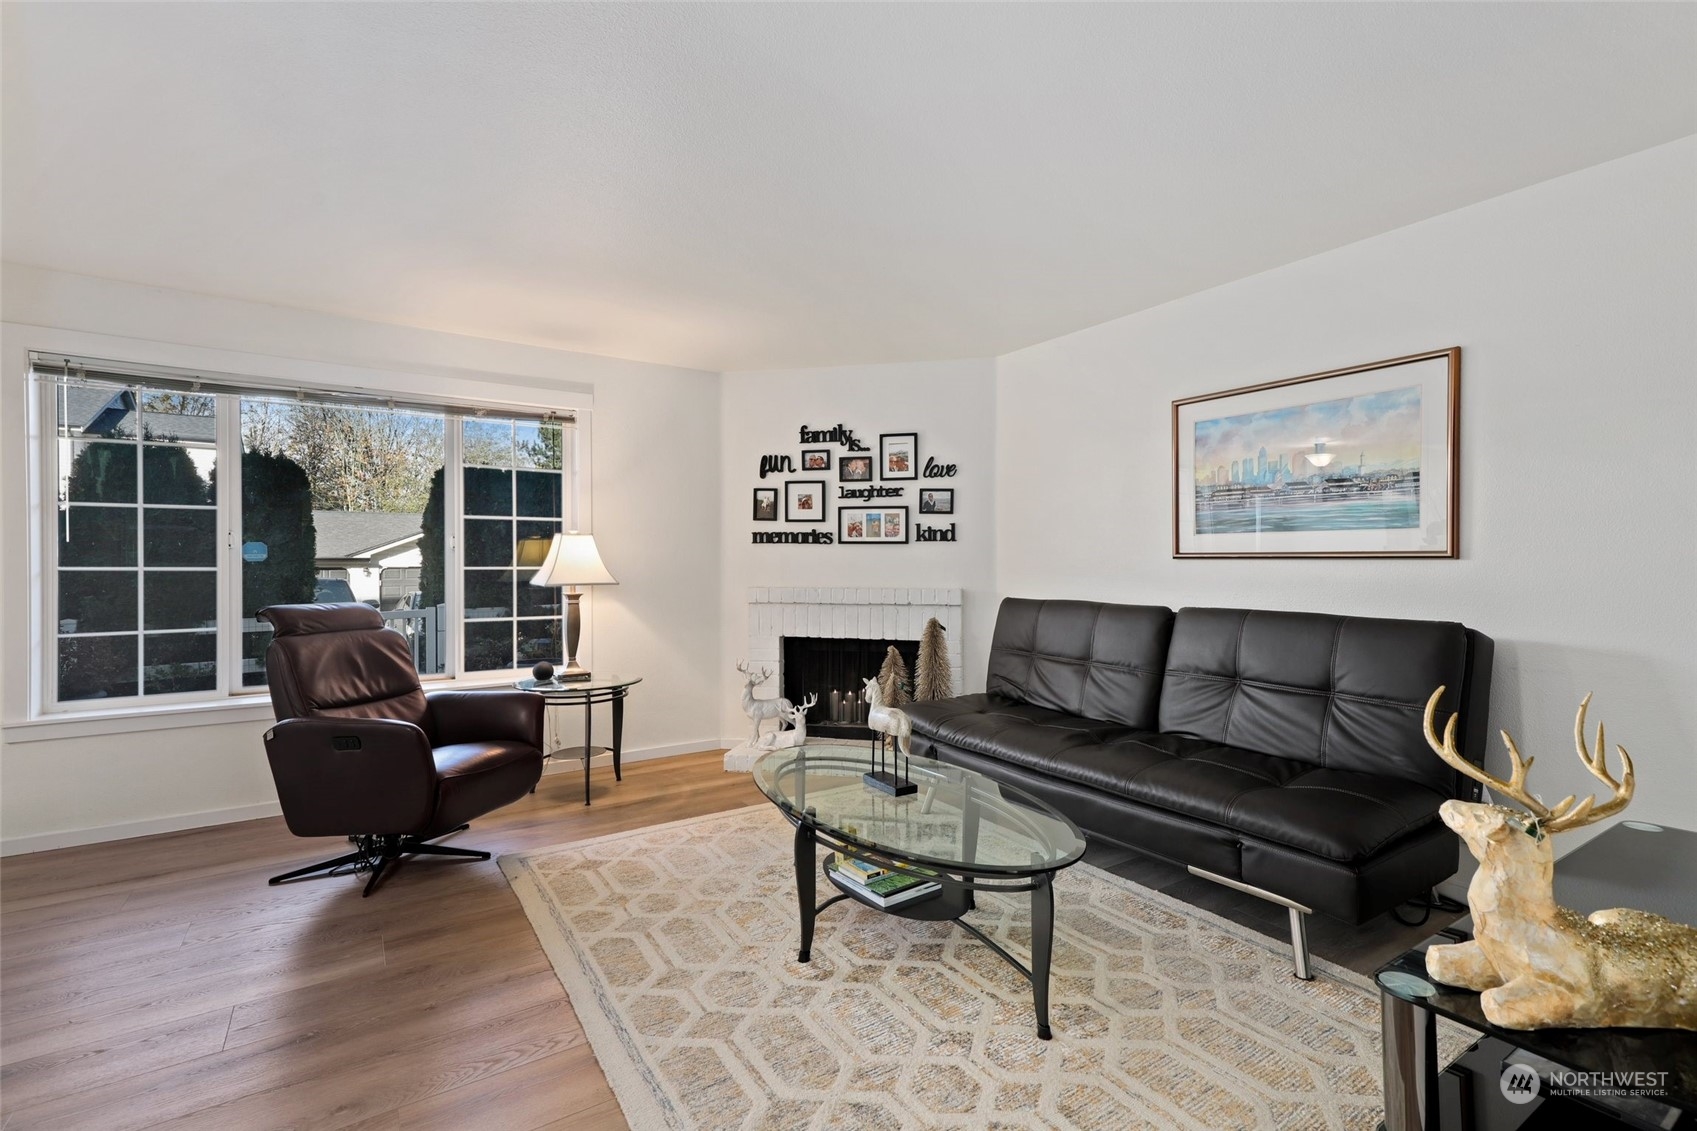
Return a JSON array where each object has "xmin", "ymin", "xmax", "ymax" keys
[{"xmin": 752, "ymin": 745, "xmax": 1086, "ymax": 1039}]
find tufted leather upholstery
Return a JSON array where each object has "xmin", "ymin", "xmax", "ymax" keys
[
  {"xmin": 258, "ymin": 603, "xmax": 543, "ymax": 841},
  {"xmin": 905, "ymin": 597, "xmax": 1494, "ymax": 924}
]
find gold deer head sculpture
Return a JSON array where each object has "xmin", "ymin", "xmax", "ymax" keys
[{"xmin": 1421, "ymin": 688, "xmax": 1696, "ymax": 1030}]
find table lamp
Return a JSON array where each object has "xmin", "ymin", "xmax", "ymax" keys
[{"xmin": 528, "ymin": 532, "xmax": 618, "ymax": 681}]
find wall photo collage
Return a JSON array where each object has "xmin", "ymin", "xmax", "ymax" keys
[{"xmin": 751, "ymin": 425, "xmax": 959, "ymax": 546}]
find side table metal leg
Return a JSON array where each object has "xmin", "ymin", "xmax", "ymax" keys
[
  {"xmin": 1031, "ymin": 874, "xmax": 1055, "ymax": 1040},
  {"xmin": 795, "ymin": 817, "xmax": 817, "ymax": 963},
  {"xmin": 1380, "ymin": 988, "xmax": 1440, "ymax": 1131},
  {"xmin": 612, "ymin": 692, "xmax": 625, "ymax": 782},
  {"xmin": 582, "ymin": 699, "xmax": 593, "ymax": 807}
]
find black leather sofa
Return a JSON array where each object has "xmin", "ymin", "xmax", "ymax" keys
[{"xmin": 904, "ymin": 598, "xmax": 1493, "ymax": 977}]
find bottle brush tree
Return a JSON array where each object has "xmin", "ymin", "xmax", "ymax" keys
[
  {"xmin": 914, "ymin": 617, "xmax": 952, "ymax": 700},
  {"xmin": 877, "ymin": 645, "xmax": 912, "ymax": 708}
]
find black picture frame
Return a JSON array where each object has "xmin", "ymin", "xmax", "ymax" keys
[
  {"xmin": 918, "ymin": 488, "xmax": 954, "ymax": 515},
  {"xmin": 880, "ymin": 433, "xmax": 918, "ymax": 480},
  {"xmin": 838, "ymin": 455, "xmax": 874, "ymax": 482},
  {"xmin": 752, "ymin": 488, "xmax": 778, "ymax": 521},
  {"xmin": 800, "ymin": 448, "xmax": 832, "ymax": 472},
  {"xmin": 785, "ymin": 480, "xmax": 826, "ymax": 522},
  {"xmin": 838, "ymin": 505, "xmax": 909, "ymax": 544}
]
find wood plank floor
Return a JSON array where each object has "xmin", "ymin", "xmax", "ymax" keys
[{"xmin": 1, "ymin": 750, "xmax": 1453, "ymax": 1129}]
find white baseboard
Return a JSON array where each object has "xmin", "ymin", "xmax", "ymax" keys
[
  {"xmin": 1, "ymin": 740, "xmax": 725, "ymax": 857},
  {"xmin": 1, "ymin": 801, "xmax": 286, "ymax": 857}
]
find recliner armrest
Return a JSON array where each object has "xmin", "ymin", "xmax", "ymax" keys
[
  {"xmin": 426, "ymin": 689, "xmax": 545, "ymax": 751},
  {"xmin": 263, "ymin": 717, "xmax": 437, "ymax": 838}
]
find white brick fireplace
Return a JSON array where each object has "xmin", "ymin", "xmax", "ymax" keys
[{"xmin": 727, "ymin": 587, "xmax": 963, "ymax": 769}]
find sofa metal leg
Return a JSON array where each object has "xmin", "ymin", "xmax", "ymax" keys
[
  {"xmin": 1288, "ymin": 906, "xmax": 1313, "ymax": 981},
  {"xmin": 1186, "ymin": 865, "xmax": 1316, "ymax": 981},
  {"xmin": 268, "ymin": 848, "xmax": 370, "ymax": 886}
]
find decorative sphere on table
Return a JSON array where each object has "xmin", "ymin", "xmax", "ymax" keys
[{"xmin": 532, "ymin": 661, "xmax": 555, "ymax": 683}]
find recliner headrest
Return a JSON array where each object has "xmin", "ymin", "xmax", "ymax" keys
[{"xmin": 259, "ymin": 603, "xmax": 385, "ymax": 637}]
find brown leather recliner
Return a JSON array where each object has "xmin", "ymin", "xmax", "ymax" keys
[{"xmin": 258, "ymin": 603, "xmax": 544, "ymax": 896}]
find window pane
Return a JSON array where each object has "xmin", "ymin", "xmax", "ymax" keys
[
  {"xmin": 462, "ymin": 419, "xmax": 513, "ymax": 468},
  {"xmin": 144, "ymin": 571, "xmax": 217, "ymax": 630},
  {"xmin": 516, "ymin": 471, "xmax": 562, "ymax": 518},
  {"xmin": 240, "ymin": 400, "xmax": 445, "ymax": 678},
  {"xmin": 515, "ymin": 422, "xmax": 563, "ymax": 471},
  {"xmin": 242, "ymin": 626, "xmax": 272, "ymax": 688},
  {"xmin": 143, "ymin": 445, "xmax": 215, "ymax": 506},
  {"xmin": 66, "ymin": 442, "xmax": 137, "ymax": 503},
  {"xmin": 144, "ymin": 508, "xmax": 217, "ymax": 567},
  {"xmin": 463, "ymin": 468, "xmax": 511, "ymax": 516},
  {"xmin": 143, "ymin": 631, "xmax": 217, "ymax": 695},
  {"xmin": 464, "ymin": 519, "xmax": 512, "ymax": 567},
  {"xmin": 464, "ymin": 621, "xmax": 513, "ymax": 672},
  {"xmin": 517, "ymin": 577, "xmax": 561, "ymax": 618},
  {"xmin": 58, "ymin": 635, "xmax": 138, "ymax": 700},
  {"xmin": 516, "ymin": 619, "xmax": 562, "ymax": 665},
  {"xmin": 465, "ymin": 569, "xmax": 515, "ymax": 618},
  {"xmin": 141, "ymin": 393, "xmax": 217, "ymax": 444},
  {"xmin": 58, "ymin": 386, "xmax": 138, "ymax": 439},
  {"xmin": 60, "ymin": 571, "xmax": 138, "ymax": 634},
  {"xmin": 59, "ymin": 507, "xmax": 136, "ymax": 567}
]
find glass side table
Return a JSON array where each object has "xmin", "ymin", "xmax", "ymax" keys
[{"xmin": 515, "ymin": 675, "xmax": 642, "ymax": 806}]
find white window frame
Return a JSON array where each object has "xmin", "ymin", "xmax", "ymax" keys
[{"xmin": 27, "ymin": 356, "xmax": 587, "ymax": 723}]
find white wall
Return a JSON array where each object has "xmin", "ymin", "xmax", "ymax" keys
[
  {"xmin": 995, "ymin": 136, "xmax": 1697, "ymax": 845},
  {"xmin": 0, "ymin": 265, "xmax": 722, "ymax": 852},
  {"xmin": 717, "ymin": 360, "xmax": 996, "ymax": 741}
]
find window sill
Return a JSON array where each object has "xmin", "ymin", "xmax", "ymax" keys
[{"xmin": 2, "ymin": 672, "xmax": 549, "ymax": 745}]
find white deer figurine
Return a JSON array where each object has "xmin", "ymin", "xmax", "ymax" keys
[
  {"xmin": 863, "ymin": 677, "xmax": 912, "ymax": 759},
  {"xmin": 736, "ymin": 661, "xmax": 792, "ymax": 744},
  {"xmin": 1422, "ymin": 687, "xmax": 1697, "ymax": 1030},
  {"xmin": 758, "ymin": 693, "xmax": 818, "ymax": 750}
]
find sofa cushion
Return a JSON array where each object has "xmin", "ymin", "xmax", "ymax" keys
[
  {"xmin": 985, "ymin": 599, "xmax": 1174, "ymax": 729},
  {"xmin": 909, "ymin": 700, "xmax": 1447, "ymax": 862},
  {"xmin": 1158, "ymin": 607, "xmax": 1471, "ymax": 795}
]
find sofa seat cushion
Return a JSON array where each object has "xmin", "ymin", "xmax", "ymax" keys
[{"xmin": 909, "ymin": 700, "xmax": 1447, "ymax": 863}]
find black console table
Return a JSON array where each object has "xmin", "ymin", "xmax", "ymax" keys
[
  {"xmin": 1377, "ymin": 821, "xmax": 1697, "ymax": 1130},
  {"xmin": 516, "ymin": 675, "xmax": 642, "ymax": 806}
]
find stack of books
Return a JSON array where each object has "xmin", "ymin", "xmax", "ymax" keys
[{"xmin": 826, "ymin": 853, "xmax": 941, "ymax": 909}]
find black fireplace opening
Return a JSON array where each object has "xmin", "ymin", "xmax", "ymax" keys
[{"xmin": 782, "ymin": 635, "xmax": 921, "ymax": 740}]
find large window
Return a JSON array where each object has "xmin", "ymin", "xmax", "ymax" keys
[{"xmin": 38, "ymin": 360, "xmax": 576, "ymax": 711}]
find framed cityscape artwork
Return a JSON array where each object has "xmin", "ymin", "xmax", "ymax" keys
[
  {"xmin": 839, "ymin": 506, "xmax": 909, "ymax": 544},
  {"xmin": 1172, "ymin": 348, "xmax": 1459, "ymax": 558}
]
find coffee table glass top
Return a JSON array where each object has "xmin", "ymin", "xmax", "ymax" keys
[{"xmin": 752, "ymin": 746, "xmax": 1086, "ymax": 876}]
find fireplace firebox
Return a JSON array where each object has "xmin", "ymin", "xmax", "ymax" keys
[{"xmin": 781, "ymin": 636, "xmax": 920, "ymax": 740}]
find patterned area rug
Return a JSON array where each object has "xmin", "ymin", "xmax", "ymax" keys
[{"xmin": 501, "ymin": 805, "xmax": 1466, "ymax": 1130}]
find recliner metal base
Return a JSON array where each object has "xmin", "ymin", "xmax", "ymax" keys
[{"xmin": 268, "ymin": 825, "xmax": 490, "ymax": 897}]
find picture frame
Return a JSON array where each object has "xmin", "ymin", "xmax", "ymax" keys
[
  {"xmin": 752, "ymin": 488, "xmax": 778, "ymax": 522},
  {"xmin": 800, "ymin": 448, "xmax": 832, "ymax": 471},
  {"xmin": 838, "ymin": 505, "xmax": 909, "ymax": 544},
  {"xmin": 879, "ymin": 433, "xmax": 917, "ymax": 480},
  {"xmin": 838, "ymin": 455, "xmax": 874, "ymax": 482},
  {"xmin": 785, "ymin": 480, "xmax": 826, "ymax": 522},
  {"xmin": 1173, "ymin": 348, "xmax": 1460, "ymax": 559},
  {"xmin": 918, "ymin": 488, "xmax": 953, "ymax": 515}
]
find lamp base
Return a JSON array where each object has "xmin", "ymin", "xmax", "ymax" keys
[{"xmin": 558, "ymin": 662, "xmax": 592, "ymax": 682}]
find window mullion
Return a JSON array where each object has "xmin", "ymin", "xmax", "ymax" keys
[
  {"xmin": 216, "ymin": 392, "xmax": 240, "ymax": 697},
  {"xmin": 444, "ymin": 418, "xmax": 462, "ymax": 679}
]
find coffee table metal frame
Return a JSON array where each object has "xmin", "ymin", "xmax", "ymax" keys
[{"xmin": 757, "ymin": 749, "xmax": 1085, "ymax": 1041}]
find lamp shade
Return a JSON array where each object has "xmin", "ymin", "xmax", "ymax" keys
[{"xmin": 529, "ymin": 533, "xmax": 618, "ymax": 587}]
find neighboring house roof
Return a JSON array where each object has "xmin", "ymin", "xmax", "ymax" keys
[
  {"xmin": 60, "ymin": 386, "xmax": 219, "ymax": 443},
  {"xmin": 312, "ymin": 510, "xmax": 424, "ymax": 562}
]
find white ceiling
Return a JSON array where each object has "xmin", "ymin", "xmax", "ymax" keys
[{"xmin": 4, "ymin": 3, "xmax": 1694, "ymax": 373}]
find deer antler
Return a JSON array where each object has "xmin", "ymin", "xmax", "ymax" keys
[
  {"xmin": 796, "ymin": 692, "xmax": 818, "ymax": 713},
  {"xmin": 1423, "ymin": 687, "xmax": 1552, "ymax": 822},
  {"xmin": 1539, "ymin": 693, "xmax": 1635, "ymax": 834}
]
